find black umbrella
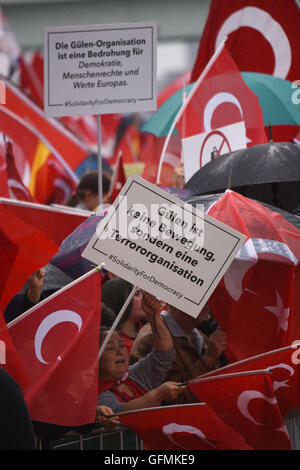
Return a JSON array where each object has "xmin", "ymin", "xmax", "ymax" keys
[
  {"xmin": 184, "ymin": 142, "xmax": 300, "ymax": 212},
  {"xmin": 187, "ymin": 192, "xmax": 300, "ymax": 231}
]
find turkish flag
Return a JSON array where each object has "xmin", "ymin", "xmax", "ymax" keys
[
  {"xmin": 8, "ymin": 269, "xmax": 102, "ymax": 426},
  {"xmin": 176, "ymin": 43, "xmax": 267, "ymax": 147},
  {"xmin": 0, "ymin": 197, "xmax": 88, "ymax": 248},
  {"xmin": 5, "ymin": 140, "xmax": 36, "ymax": 202},
  {"xmin": 119, "ymin": 403, "xmax": 251, "ymax": 450},
  {"xmin": 3, "ymin": 78, "xmax": 89, "ymax": 171},
  {"xmin": 0, "ymin": 204, "xmax": 58, "ymax": 314},
  {"xmin": 19, "ymin": 54, "xmax": 43, "ymax": 106},
  {"xmin": 201, "ymin": 343, "xmax": 300, "ymax": 418},
  {"xmin": 0, "ymin": 204, "xmax": 58, "ymax": 389},
  {"xmin": 191, "ymin": 0, "xmax": 300, "ymax": 83},
  {"xmin": 140, "ymin": 133, "xmax": 181, "ymax": 186},
  {"xmin": 188, "ymin": 370, "xmax": 291, "ymax": 450},
  {"xmin": 108, "ymin": 153, "xmax": 127, "ymax": 202},
  {"xmin": 206, "ymin": 190, "xmax": 300, "ymax": 362}
]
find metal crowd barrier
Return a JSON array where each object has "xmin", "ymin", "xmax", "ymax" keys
[{"xmin": 36, "ymin": 427, "xmax": 143, "ymax": 451}]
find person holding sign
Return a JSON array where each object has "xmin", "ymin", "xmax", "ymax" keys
[
  {"xmin": 97, "ymin": 292, "xmax": 187, "ymax": 416},
  {"xmin": 130, "ymin": 302, "xmax": 227, "ymax": 404}
]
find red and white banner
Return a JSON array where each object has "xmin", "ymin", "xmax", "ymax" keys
[
  {"xmin": 191, "ymin": 0, "xmax": 300, "ymax": 83},
  {"xmin": 8, "ymin": 269, "xmax": 102, "ymax": 426}
]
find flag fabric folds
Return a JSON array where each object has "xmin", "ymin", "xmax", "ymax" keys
[
  {"xmin": 176, "ymin": 43, "xmax": 267, "ymax": 147},
  {"xmin": 190, "ymin": 0, "xmax": 300, "ymax": 83},
  {"xmin": 201, "ymin": 343, "xmax": 300, "ymax": 418},
  {"xmin": 188, "ymin": 370, "xmax": 291, "ymax": 450},
  {"xmin": 8, "ymin": 269, "xmax": 102, "ymax": 426},
  {"xmin": 206, "ymin": 190, "xmax": 300, "ymax": 362},
  {"xmin": 119, "ymin": 403, "xmax": 251, "ymax": 450}
]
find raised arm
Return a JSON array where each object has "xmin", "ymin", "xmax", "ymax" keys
[{"xmin": 141, "ymin": 291, "xmax": 173, "ymax": 352}]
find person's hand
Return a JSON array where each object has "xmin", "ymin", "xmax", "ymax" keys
[
  {"xmin": 96, "ymin": 405, "xmax": 120, "ymax": 431},
  {"xmin": 173, "ymin": 162, "xmax": 185, "ymax": 188},
  {"xmin": 27, "ymin": 269, "xmax": 45, "ymax": 304},
  {"xmin": 141, "ymin": 291, "xmax": 162, "ymax": 322},
  {"xmin": 153, "ymin": 381, "xmax": 187, "ymax": 405},
  {"xmin": 202, "ymin": 328, "xmax": 227, "ymax": 369}
]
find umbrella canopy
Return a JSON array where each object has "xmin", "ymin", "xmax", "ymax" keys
[
  {"xmin": 184, "ymin": 141, "xmax": 300, "ymax": 212},
  {"xmin": 142, "ymin": 73, "xmax": 300, "ymax": 138}
]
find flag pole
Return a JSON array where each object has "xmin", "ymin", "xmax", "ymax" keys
[
  {"xmin": 155, "ymin": 37, "xmax": 227, "ymax": 185},
  {"xmin": 98, "ymin": 285, "xmax": 137, "ymax": 360},
  {"xmin": 97, "ymin": 114, "xmax": 103, "ymax": 207}
]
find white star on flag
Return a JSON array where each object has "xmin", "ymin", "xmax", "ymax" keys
[{"xmin": 265, "ymin": 291, "xmax": 290, "ymax": 333}]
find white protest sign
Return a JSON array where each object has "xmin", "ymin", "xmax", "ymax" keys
[
  {"xmin": 82, "ymin": 175, "xmax": 247, "ymax": 318},
  {"xmin": 182, "ymin": 121, "xmax": 247, "ymax": 182},
  {"xmin": 44, "ymin": 22, "xmax": 157, "ymax": 117}
]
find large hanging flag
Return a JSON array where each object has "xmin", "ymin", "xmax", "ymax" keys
[
  {"xmin": 191, "ymin": 0, "xmax": 300, "ymax": 83},
  {"xmin": 8, "ymin": 269, "xmax": 102, "ymax": 426},
  {"xmin": 188, "ymin": 370, "xmax": 291, "ymax": 450},
  {"xmin": 119, "ymin": 403, "xmax": 251, "ymax": 450},
  {"xmin": 206, "ymin": 190, "xmax": 300, "ymax": 363}
]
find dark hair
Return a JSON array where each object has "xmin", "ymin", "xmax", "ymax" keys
[
  {"xmin": 101, "ymin": 302, "xmax": 116, "ymax": 328},
  {"xmin": 101, "ymin": 278, "xmax": 134, "ymax": 326},
  {"xmin": 67, "ymin": 170, "xmax": 111, "ymax": 207}
]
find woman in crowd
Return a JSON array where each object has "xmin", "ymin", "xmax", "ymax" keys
[{"xmin": 96, "ymin": 291, "xmax": 186, "ymax": 425}]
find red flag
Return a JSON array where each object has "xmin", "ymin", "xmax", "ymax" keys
[
  {"xmin": 191, "ymin": 0, "xmax": 300, "ymax": 83},
  {"xmin": 119, "ymin": 403, "xmax": 251, "ymax": 450},
  {"xmin": 201, "ymin": 343, "xmax": 300, "ymax": 418},
  {"xmin": 19, "ymin": 54, "xmax": 43, "ymax": 106},
  {"xmin": 5, "ymin": 140, "xmax": 36, "ymax": 202},
  {"xmin": 4, "ymin": 79, "xmax": 89, "ymax": 171},
  {"xmin": 111, "ymin": 123, "xmax": 142, "ymax": 165},
  {"xmin": 0, "ymin": 105, "xmax": 78, "ymax": 205},
  {"xmin": 0, "ymin": 204, "xmax": 58, "ymax": 315},
  {"xmin": 206, "ymin": 190, "xmax": 300, "ymax": 362},
  {"xmin": 188, "ymin": 370, "xmax": 291, "ymax": 450},
  {"xmin": 0, "ymin": 144, "xmax": 9, "ymax": 198},
  {"xmin": 0, "ymin": 197, "xmax": 89, "ymax": 247},
  {"xmin": 33, "ymin": 155, "xmax": 77, "ymax": 206},
  {"xmin": 8, "ymin": 269, "xmax": 102, "ymax": 426},
  {"xmin": 0, "ymin": 312, "xmax": 29, "ymax": 390},
  {"xmin": 108, "ymin": 152, "xmax": 127, "ymax": 202},
  {"xmin": 176, "ymin": 43, "xmax": 267, "ymax": 147},
  {"xmin": 140, "ymin": 133, "xmax": 181, "ymax": 186}
]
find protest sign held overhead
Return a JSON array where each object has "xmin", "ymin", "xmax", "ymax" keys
[
  {"xmin": 44, "ymin": 22, "xmax": 157, "ymax": 117},
  {"xmin": 82, "ymin": 175, "xmax": 246, "ymax": 318}
]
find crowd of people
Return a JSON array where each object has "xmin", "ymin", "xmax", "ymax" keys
[{"xmin": 1, "ymin": 163, "xmax": 231, "ymax": 450}]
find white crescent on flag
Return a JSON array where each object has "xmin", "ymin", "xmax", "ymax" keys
[
  {"xmin": 34, "ymin": 310, "xmax": 82, "ymax": 364},
  {"xmin": 215, "ymin": 6, "xmax": 292, "ymax": 79},
  {"xmin": 162, "ymin": 422, "xmax": 216, "ymax": 449}
]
